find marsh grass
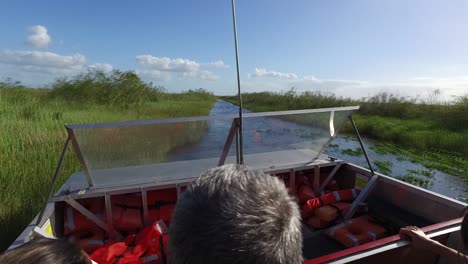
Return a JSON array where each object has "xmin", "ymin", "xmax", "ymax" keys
[
  {"xmin": 0, "ymin": 74, "xmax": 216, "ymax": 251},
  {"xmin": 221, "ymin": 90, "xmax": 468, "ymax": 157}
]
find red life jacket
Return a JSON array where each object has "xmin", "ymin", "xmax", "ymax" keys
[
  {"xmin": 302, "ymin": 189, "xmax": 359, "ymax": 218},
  {"xmin": 112, "ymin": 194, "xmax": 144, "ymax": 233},
  {"xmin": 91, "ymin": 221, "xmax": 168, "ymax": 264},
  {"xmin": 147, "ymin": 189, "xmax": 177, "ymax": 227}
]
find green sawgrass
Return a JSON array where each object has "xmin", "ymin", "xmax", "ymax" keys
[{"xmin": 0, "ymin": 73, "xmax": 216, "ymax": 251}]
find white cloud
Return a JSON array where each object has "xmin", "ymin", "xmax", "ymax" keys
[
  {"xmin": 198, "ymin": 70, "xmax": 219, "ymax": 81},
  {"xmin": 204, "ymin": 60, "xmax": 229, "ymax": 68},
  {"xmin": 0, "ymin": 50, "xmax": 85, "ymax": 72},
  {"xmin": 303, "ymin": 75, "xmax": 320, "ymax": 81},
  {"xmin": 245, "ymin": 67, "xmax": 467, "ymax": 100},
  {"xmin": 137, "ymin": 70, "xmax": 171, "ymax": 82},
  {"xmin": 0, "ymin": 50, "xmax": 113, "ymax": 85},
  {"xmin": 136, "ymin": 55, "xmax": 200, "ymax": 72},
  {"xmin": 88, "ymin": 63, "xmax": 113, "ymax": 73},
  {"xmin": 26, "ymin": 25, "xmax": 51, "ymax": 48},
  {"xmin": 251, "ymin": 68, "xmax": 299, "ymax": 80},
  {"xmin": 136, "ymin": 55, "xmax": 221, "ymax": 82}
]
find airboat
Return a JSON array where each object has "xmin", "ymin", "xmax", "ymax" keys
[
  {"xmin": 8, "ymin": 0, "xmax": 467, "ymax": 262},
  {"xmin": 9, "ymin": 105, "xmax": 467, "ymax": 263}
]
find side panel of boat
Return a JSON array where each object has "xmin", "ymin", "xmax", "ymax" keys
[
  {"xmin": 305, "ymin": 217, "xmax": 463, "ymax": 264},
  {"xmin": 345, "ymin": 163, "xmax": 465, "ymax": 223}
]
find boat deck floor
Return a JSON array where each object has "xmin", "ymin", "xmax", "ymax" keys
[{"xmin": 303, "ymin": 232, "xmax": 346, "ymax": 259}]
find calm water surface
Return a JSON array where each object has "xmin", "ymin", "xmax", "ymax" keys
[{"xmin": 173, "ymin": 100, "xmax": 468, "ymax": 201}]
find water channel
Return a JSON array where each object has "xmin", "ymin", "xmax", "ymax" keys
[{"xmin": 171, "ymin": 100, "xmax": 468, "ymax": 201}]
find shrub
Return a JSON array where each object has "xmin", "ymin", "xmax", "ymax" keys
[{"xmin": 49, "ymin": 70, "xmax": 162, "ymax": 106}]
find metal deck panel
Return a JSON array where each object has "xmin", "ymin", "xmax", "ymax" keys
[{"xmin": 56, "ymin": 149, "xmax": 322, "ymax": 196}]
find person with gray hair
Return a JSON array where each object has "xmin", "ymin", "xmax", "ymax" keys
[{"xmin": 168, "ymin": 164, "xmax": 303, "ymax": 264}]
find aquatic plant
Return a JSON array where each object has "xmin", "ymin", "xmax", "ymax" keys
[
  {"xmin": 372, "ymin": 143, "xmax": 468, "ymax": 178},
  {"xmin": 407, "ymin": 169, "xmax": 434, "ymax": 178},
  {"xmin": 397, "ymin": 174, "xmax": 432, "ymax": 189},
  {"xmin": 374, "ymin": 160, "xmax": 393, "ymax": 175},
  {"xmin": 341, "ymin": 148, "xmax": 364, "ymax": 157}
]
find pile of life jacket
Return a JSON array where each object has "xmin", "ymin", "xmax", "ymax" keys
[
  {"xmin": 91, "ymin": 220, "xmax": 169, "ymax": 264},
  {"xmin": 295, "ymin": 174, "xmax": 360, "ymax": 229},
  {"xmin": 64, "ymin": 190, "xmax": 177, "ymax": 255},
  {"xmin": 295, "ymin": 174, "xmax": 389, "ymax": 247}
]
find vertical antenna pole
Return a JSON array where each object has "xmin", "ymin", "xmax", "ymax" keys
[{"xmin": 231, "ymin": 0, "xmax": 244, "ymax": 164}]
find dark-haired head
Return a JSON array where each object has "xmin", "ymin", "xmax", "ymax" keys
[{"xmin": 0, "ymin": 237, "xmax": 91, "ymax": 264}]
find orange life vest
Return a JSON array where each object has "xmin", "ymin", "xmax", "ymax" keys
[
  {"xmin": 325, "ymin": 215, "xmax": 387, "ymax": 248},
  {"xmin": 302, "ymin": 189, "xmax": 359, "ymax": 218},
  {"xmin": 315, "ymin": 202, "xmax": 351, "ymax": 222},
  {"xmin": 306, "ymin": 202, "xmax": 351, "ymax": 229}
]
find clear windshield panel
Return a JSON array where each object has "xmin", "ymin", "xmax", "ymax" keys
[
  {"xmin": 70, "ymin": 116, "xmax": 237, "ymax": 187},
  {"xmin": 68, "ymin": 107, "xmax": 357, "ymax": 187},
  {"xmin": 242, "ymin": 110, "xmax": 354, "ymax": 169}
]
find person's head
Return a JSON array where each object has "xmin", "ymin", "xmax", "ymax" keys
[
  {"xmin": 0, "ymin": 237, "xmax": 91, "ymax": 264},
  {"xmin": 169, "ymin": 164, "xmax": 303, "ymax": 264}
]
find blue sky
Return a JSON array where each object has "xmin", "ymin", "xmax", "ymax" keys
[{"xmin": 1, "ymin": 0, "xmax": 468, "ymax": 99}]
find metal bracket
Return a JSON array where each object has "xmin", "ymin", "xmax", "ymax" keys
[
  {"xmin": 176, "ymin": 184, "xmax": 182, "ymax": 199},
  {"xmin": 141, "ymin": 189, "xmax": 149, "ymax": 227},
  {"xmin": 104, "ymin": 193, "xmax": 119, "ymax": 239},
  {"xmin": 343, "ymin": 115, "xmax": 380, "ymax": 220},
  {"xmin": 218, "ymin": 118, "xmax": 238, "ymax": 166},
  {"xmin": 349, "ymin": 115, "xmax": 375, "ymax": 175},
  {"xmin": 344, "ymin": 174, "xmax": 380, "ymax": 220},
  {"xmin": 318, "ymin": 162, "xmax": 343, "ymax": 194},
  {"xmin": 36, "ymin": 137, "xmax": 71, "ymax": 226},
  {"xmin": 65, "ymin": 196, "xmax": 111, "ymax": 234},
  {"xmin": 313, "ymin": 166, "xmax": 320, "ymax": 194},
  {"xmin": 289, "ymin": 169, "xmax": 296, "ymax": 194},
  {"xmin": 67, "ymin": 128, "xmax": 93, "ymax": 187}
]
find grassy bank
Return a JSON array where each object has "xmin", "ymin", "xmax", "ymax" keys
[
  {"xmin": 220, "ymin": 90, "xmax": 468, "ymax": 157},
  {"xmin": 0, "ymin": 72, "xmax": 216, "ymax": 251},
  {"xmin": 221, "ymin": 90, "xmax": 468, "ymax": 180}
]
